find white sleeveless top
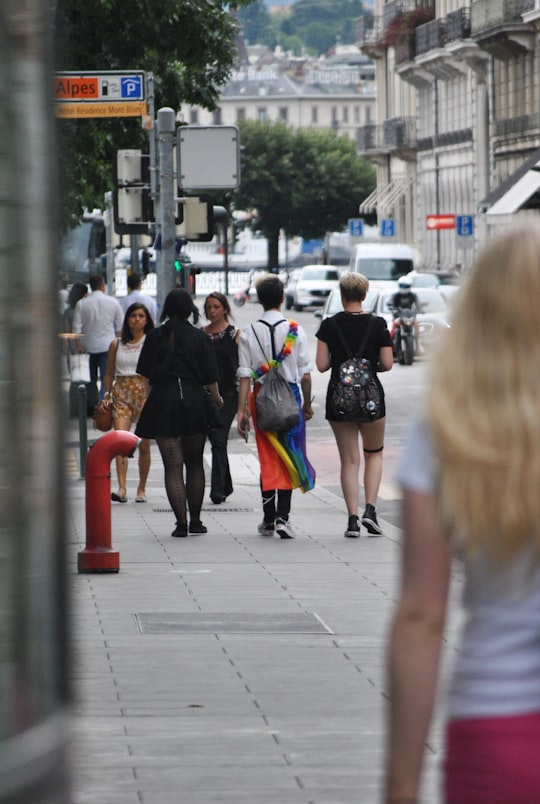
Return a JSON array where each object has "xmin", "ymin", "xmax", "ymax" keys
[{"xmin": 114, "ymin": 336, "xmax": 145, "ymax": 378}]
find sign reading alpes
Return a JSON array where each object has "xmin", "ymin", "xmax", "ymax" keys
[{"xmin": 54, "ymin": 71, "xmax": 147, "ymax": 118}]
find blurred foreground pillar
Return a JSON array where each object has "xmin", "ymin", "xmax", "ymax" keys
[{"xmin": 0, "ymin": 2, "xmax": 70, "ymax": 802}]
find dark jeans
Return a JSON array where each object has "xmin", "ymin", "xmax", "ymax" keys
[
  {"xmin": 208, "ymin": 390, "xmax": 237, "ymax": 501},
  {"xmin": 89, "ymin": 351, "xmax": 109, "ymax": 400}
]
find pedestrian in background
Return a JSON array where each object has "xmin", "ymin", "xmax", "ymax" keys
[
  {"xmin": 203, "ymin": 292, "xmax": 239, "ymax": 504},
  {"xmin": 103, "ymin": 303, "xmax": 154, "ymax": 504},
  {"xmin": 120, "ymin": 271, "xmax": 157, "ymax": 324},
  {"xmin": 135, "ymin": 289, "xmax": 223, "ymax": 538},
  {"xmin": 385, "ymin": 224, "xmax": 540, "ymax": 803},
  {"xmin": 315, "ymin": 272, "xmax": 393, "ymax": 537},
  {"xmin": 72, "ymin": 274, "xmax": 124, "ymax": 400},
  {"xmin": 237, "ymin": 274, "xmax": 315, "ymax": 539}
]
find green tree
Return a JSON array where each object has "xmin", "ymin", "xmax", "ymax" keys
[
  {"xmin": 232, "ymin": 120, "xmax": 375, "ymax": 268},
  {"xmin": 54, "ymin": 0, "xmax": 252, "ymax": 222}
]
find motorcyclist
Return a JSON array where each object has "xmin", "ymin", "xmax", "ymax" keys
[{"xmin": 390, "ymin": 278, "xmax": 420, "ymax": 351}]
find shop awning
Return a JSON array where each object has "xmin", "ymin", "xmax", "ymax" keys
[
  {"xmin": 358, "ymin": 177, "xmax": 413, "ymax": 214},
  {"xmin": 479, "ymin": 149, "xmax": 540, "ymax": 216}
]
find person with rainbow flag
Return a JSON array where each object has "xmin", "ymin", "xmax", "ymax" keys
[{"xmin": 237, "ymin": 274, "xmax": 315, "ymax": 539}]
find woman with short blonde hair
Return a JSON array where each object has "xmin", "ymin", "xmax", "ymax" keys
[{"xmin": 386, "ymin": 224, "xmax": 540, "ymax": 802}]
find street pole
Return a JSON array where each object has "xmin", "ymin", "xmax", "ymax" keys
[{"xmin": 157, "ymin": 107, "xmax": 176, "ymax": 310}]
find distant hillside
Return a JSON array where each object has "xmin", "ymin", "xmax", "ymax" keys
[{"xmin": 239, "ymin": 0, "xmax": 373, "ymax": 55}]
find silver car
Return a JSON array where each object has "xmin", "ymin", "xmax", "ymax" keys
[{"xmin": 293, "ymin": 265, "xmax": 340, "ymax": 311}]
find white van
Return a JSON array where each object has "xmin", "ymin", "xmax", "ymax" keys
[{"xmin": 349, "ymin": 243, "xmax": 415, "ymax": 288}]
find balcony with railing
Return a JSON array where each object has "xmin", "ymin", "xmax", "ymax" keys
[
  {"xmin": 356, "ymin": 14, "xmax": 384, "ymax": 58},
  {"xmin": 445, "ymin": 7, "xmax": 471, "ymax": 42},
  {"xmin": 382, "ymin": 0, "xmax": 434, "ymax": 30},
  {"xmin": 358, "ymin": 117, "xmax": 417, "ymax": 156},
  {"xmin": 416, "ymin": 18, "xmax": 446, "ymax": 54},
  {"xmin": 471, "ymin": 0, "xmax": 535, "ymax": 57}
]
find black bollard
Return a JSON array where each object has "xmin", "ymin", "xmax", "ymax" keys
[{"xmin": 77, "ymin": 383, "xmax": 88, "ymax": 478}]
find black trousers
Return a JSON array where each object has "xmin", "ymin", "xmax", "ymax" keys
[{"xmin": 208, "ymin": 390, "xmax": 237, "ymax": 501}]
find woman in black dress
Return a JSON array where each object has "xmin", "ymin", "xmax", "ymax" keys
[
  {"xmin": 203, "ymin": 292, "xmax": 239, "ymax": 504},
  {"xmin": 316, "ymin": 273, "xmax": 393, "ymax": 538},
  {"xmin": 135, "ymin": 289, "xmax": 223, "ymax": 537}
]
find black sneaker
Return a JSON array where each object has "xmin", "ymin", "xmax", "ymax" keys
[
  {"xmin": 361, "ymin": 504, "xmax": 383, "ymax": 536},
  {"xmin": 344, "ymin": 515, "xmax": 360, "ymax": 538},
  {"xmin": 189, "ymin": 520, "xmax": 208, "ymax": 534}
]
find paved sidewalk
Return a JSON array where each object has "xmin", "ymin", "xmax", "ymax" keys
[{"xmin": 65, "ymin": 424, "xmax": 462, "ymax": 804}]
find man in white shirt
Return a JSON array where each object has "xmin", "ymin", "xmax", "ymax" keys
[
  {"xmin": 73, "ymin": 274, "xmax": 124, "ymax": 400},
  {"xmin": 119, "ymin": 272, "xmax": 157, "ymax": 323}
]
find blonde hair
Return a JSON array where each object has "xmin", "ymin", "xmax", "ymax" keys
[
  {"xmin": 339, "ymin": 272, "xmax": 369, "ymax": 301},
  {"xmin": 427, "ymin": 223, "xmax": 540, "ymax": 566}
]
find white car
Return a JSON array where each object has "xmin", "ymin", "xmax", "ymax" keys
[
  {"xmin": 315, "ymin": 287, "xmax": 380, "ymax": 319},
  {"xmin": 293, "ymin": 265, "xmax": 340, "ymax": 311}
]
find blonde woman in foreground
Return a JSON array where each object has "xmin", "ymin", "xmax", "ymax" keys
[{"xmin": 385, "ymin": 225, "xmax": 540, "ymax": 803}]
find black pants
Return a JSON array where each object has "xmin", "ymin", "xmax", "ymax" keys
[
  {"xmin": 208, "ymin": 391, "xmax": 237, "ymax": 501},
  {"xmin": 261, "ymin": 485, "xmax": 292, "ymax": 524}
]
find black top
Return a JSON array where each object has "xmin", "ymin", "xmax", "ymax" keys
[
  {"xmin": 137, "ymin": 319, "xmax": 217, "ymax": 386},
  {"xmin": 134, "ymin": 319, "xmax": 218, "ymax": 438},
  {"xmin": 316, "ymin": 312, "xmax": 393, "ymax": 422},
  {"xmin": 205, "ymin": 324, "xmax": 238, "ymax": 395},
  {"xmin": 316, "ymin": 312, "xmax": 392, "ymax": 378}
]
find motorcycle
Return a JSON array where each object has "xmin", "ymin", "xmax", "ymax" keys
[
  {"xmin": 233, "ymin": 270, "xmax": 254, "ymax": 307},
  {"xmin": 392, "ymin": 306, "xmax": 416, "ymax": 365}
]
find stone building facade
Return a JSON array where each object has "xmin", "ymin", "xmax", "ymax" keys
[{"xmin": 358, "ymin": 0, "xmax": 540, "ymax": 271}]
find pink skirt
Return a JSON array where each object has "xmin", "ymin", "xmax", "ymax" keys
[{"xmin": 444, "ymin": 710, "xmax": 540, "ymax": 803}]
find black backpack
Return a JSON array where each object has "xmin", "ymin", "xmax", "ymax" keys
[{"xmin": 329, "ymin": 315, "xmax": 382, "ymax": 422}]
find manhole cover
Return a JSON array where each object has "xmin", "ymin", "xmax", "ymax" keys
[{"xmin": 135, "ymin": 612, "xmax": 332, "ymax": 634}]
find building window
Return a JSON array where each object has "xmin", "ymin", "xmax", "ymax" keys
[
  {"xmin": 236, "ymin": 108, "xmax": 246, "ymax": 121},
  {"xmin": 365, "ymin": 106, "xmax": 372, "ymax": 124},
  {"xmin": 279, "ymin": 107, "xmax": 288, "ymax": 122},
  {"xmin": 343, "ymin": 106, "xmax": 349, "ymax": 123},
  {"xmin": 354, "ymin": 106, "xmax": 360, "ymax": 123},
  {"xmin": 311, "ymin": 106, "xmax": 318, "ymax": 123},
  {"xmin": 257, "ymin": 107, "xmax": 267, "ymax": 122},
  {"xmin": 332, "ymin": 106, "xmax": 338, "ymax": 127},
  {"xmin": 189, "ymin": 109, "xmax": 199, "ymax": 124},
  {"xmin": 213, "ymin": 108, "xmax": 222, "ymax": 125}
]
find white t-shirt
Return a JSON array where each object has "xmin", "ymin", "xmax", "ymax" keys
[{"xmin": 397, "ymin": 418, "xmax": 540, "ymax": 720}]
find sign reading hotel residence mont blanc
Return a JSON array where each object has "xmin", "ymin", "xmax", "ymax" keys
[{"xmin": 54, "ymin": 71, "xmax": 147, "ymax": 118}]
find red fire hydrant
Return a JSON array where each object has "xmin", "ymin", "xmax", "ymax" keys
[{"xmin": 78, "ymin": 430, "xmax": 141, "ymax": 573}]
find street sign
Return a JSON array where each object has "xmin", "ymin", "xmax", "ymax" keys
[
  {"xmin": 426, "ymin": 214, "xmax": 456, "ymax": 230},
  {"xmin": 380, "ymin": 218, "xmax": 396, "ymax": 237},
  {"xmin": 348, "ymin": 218, "xmax": 363, "ymax": 237},
  {"xmin": 54, "ymin": 71, "xmax": 147, "ymax": 118},
  {"xmin": 456, "ymin": 214, "xmax": 474, "ymax": 236},
  {"xmin": 177, "ymin": 126, "xmax": 241, "ymax": 190}
]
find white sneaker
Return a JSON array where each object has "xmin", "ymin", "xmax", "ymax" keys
[
  {"xmin": 257, "ymin": 521, "xmax": 275, "ymax": 537},
  {"xmin": 275, "ymin": 518, "xmax": 294, "ymax": 539}
]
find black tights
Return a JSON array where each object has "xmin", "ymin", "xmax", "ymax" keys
[{"xmin": 156, "ymin": 434, "xmax": 206, "ymax": 526}]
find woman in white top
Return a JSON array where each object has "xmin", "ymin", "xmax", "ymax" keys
[
  {"xmin": 103, "ymin": 302, "xmax": 154, "ymax": 503},
  {"xmin": 385, "ymin": 224, "xmax": 540, "ymax": 803}
]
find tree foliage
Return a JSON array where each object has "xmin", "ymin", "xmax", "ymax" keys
[
  {"xmin": 54, "ymin": 0, "xmax": 252, "ymax": 223},
  {"xmin": 238, "ymin": 0, "xmax": 368, "ymax": 54},
  {"xmin": 232, "ymin": 120, "xmax": 375, "ymax": 267}
]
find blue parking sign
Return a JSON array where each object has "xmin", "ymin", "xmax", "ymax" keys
[
  {"xmin": 348, "ymin": 218, "xmax": 363, "ymax": 237},
  {"xmin": 121, "ymin": 76, "xmax": 143, "ymax": 99},
  {"xmin": 381, "ymin": 219, "xmax": 395, "ymax": 237},
  {"xmin": 456, "ymin": 215, "xmax": 474, "ymax": 237}
]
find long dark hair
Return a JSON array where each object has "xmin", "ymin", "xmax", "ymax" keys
[
  {"xmin": 121, "ymin": 302, "xmax": 154, "ymax": 344},
  {"xmin": 160, "ymin": 288, "xmax": 199, "ymax": 324}
]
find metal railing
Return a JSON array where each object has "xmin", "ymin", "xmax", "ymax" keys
[
  {"xmin": 445, "ymin": 7, "xmax": 471, "ymax": 42},
  {"xmin": 416, "ymin": 17, "xmax": 446, "ymax": 53}
]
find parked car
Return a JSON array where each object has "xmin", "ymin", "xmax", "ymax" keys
[
  {"xmin": 284, "ymin": 268, "xmax": 302, "ymax": 309},
  {"xmin": 315, "ymin": 287, "xmax": 380, "ymax": 320},
  {"xmin": 293, "ymin": 265, "xmax": 340, "ymax": 311},
  {"xmin": 405, "ymin": 270, "xmax": 440, "ymax": 287}
]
